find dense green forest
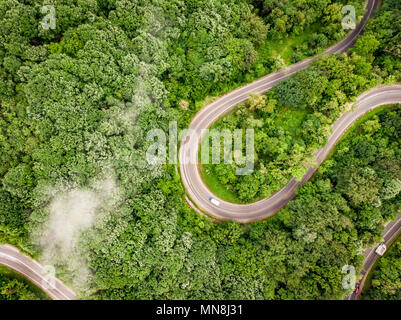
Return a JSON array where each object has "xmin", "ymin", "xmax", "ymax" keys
[
  {"xmin": 362, "ymin": 236, "xmax": 401, "ymax": 300},
  {"xmin": 0, "ymin": 266, "xmax": 47, "ymax": 300},
  {"xmin": 0, "ymin": 0, "xmax": 400, "ymax": 300}
]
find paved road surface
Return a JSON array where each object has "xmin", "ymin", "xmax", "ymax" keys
[
  {"xmin": 346, "ymin": 214, "xmax": 401, "ymax": 300},
  {"xmin": 0, "ymin": 244, "xmax": 76, "ymax": 300},
  {"xmin": 179, "ymin": 0, "xmax": 400, "ymax": 223}
]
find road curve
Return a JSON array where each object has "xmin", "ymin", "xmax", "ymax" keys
[
  {"xmin": 347, "ymin": 214, "xmax": 401, "ymax": 300},
  {"xmin": 181, "ymin": 85, "xmax": 401, "ymax": 223},
  {"xmin": 179, "ymin": 0, "xmax": 391, "ymax": 223},
  {"xmin": 0, "ymin": 244, "xmax": 76, "ymax": 300}
]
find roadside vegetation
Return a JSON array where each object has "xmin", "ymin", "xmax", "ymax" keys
[
  {"xmin": 0, "ymin": 266, "xmax": 48, "ymax": 300},
  {"xmin": 362, "ymin": 235, "xmax": 401, "ymax": 300},
  {"xmin": 0, "ymin": 0, "xmax": 400, "ymax": 300}
]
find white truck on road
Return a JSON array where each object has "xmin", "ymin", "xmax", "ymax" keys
[
  {"xmin": 375, "ymin": 243, "xmax": 387, "ymax": 256},
  {"xmin": 209, "ymin": 197, "xmax": 220, "ymax": 206}
]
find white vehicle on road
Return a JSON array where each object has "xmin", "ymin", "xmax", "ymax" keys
[
  {"xmin": 375, "ymin": 242, "xmax": 387, "ymax": 256},
  {"xmin": 209, "ymin": 197, "xmax": 220, "ymax": 206}
]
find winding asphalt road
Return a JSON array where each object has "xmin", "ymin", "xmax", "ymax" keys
[
  {"xmin": 0, "ymin": 244, "xmax": 76, "ymax": 300},
  {"xmin": 178, "ymin": 0, "xmax": 401, "ymax": 223}
]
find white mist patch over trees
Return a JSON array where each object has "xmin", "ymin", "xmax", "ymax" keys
[
  {"xmin": 46, "ymin": 189, "xmax": 99, "ymax": 253},
  {"xmin": 33, "ymin": 177, "xmax": 120, "ymax": 292}
]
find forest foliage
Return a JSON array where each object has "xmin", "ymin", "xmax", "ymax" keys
[
  {"xmin": 0, "ymin": 0, "xmax": 400, "ymax": 299},
  {"xmin": 362, "ymin": 236, "xmax": 401, "ymax": 300}
]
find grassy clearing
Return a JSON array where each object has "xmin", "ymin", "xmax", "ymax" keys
[
  {"xmin": 274, "ymin": 108, "xmax": 307, "ymax": 137},
  {"xmin": 260, "ymin": 23, "xmax": 321, "ymax": 65},
  {"xmin": 200, "ymin": 164, "xmax": 244, "ymax": 204}
]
